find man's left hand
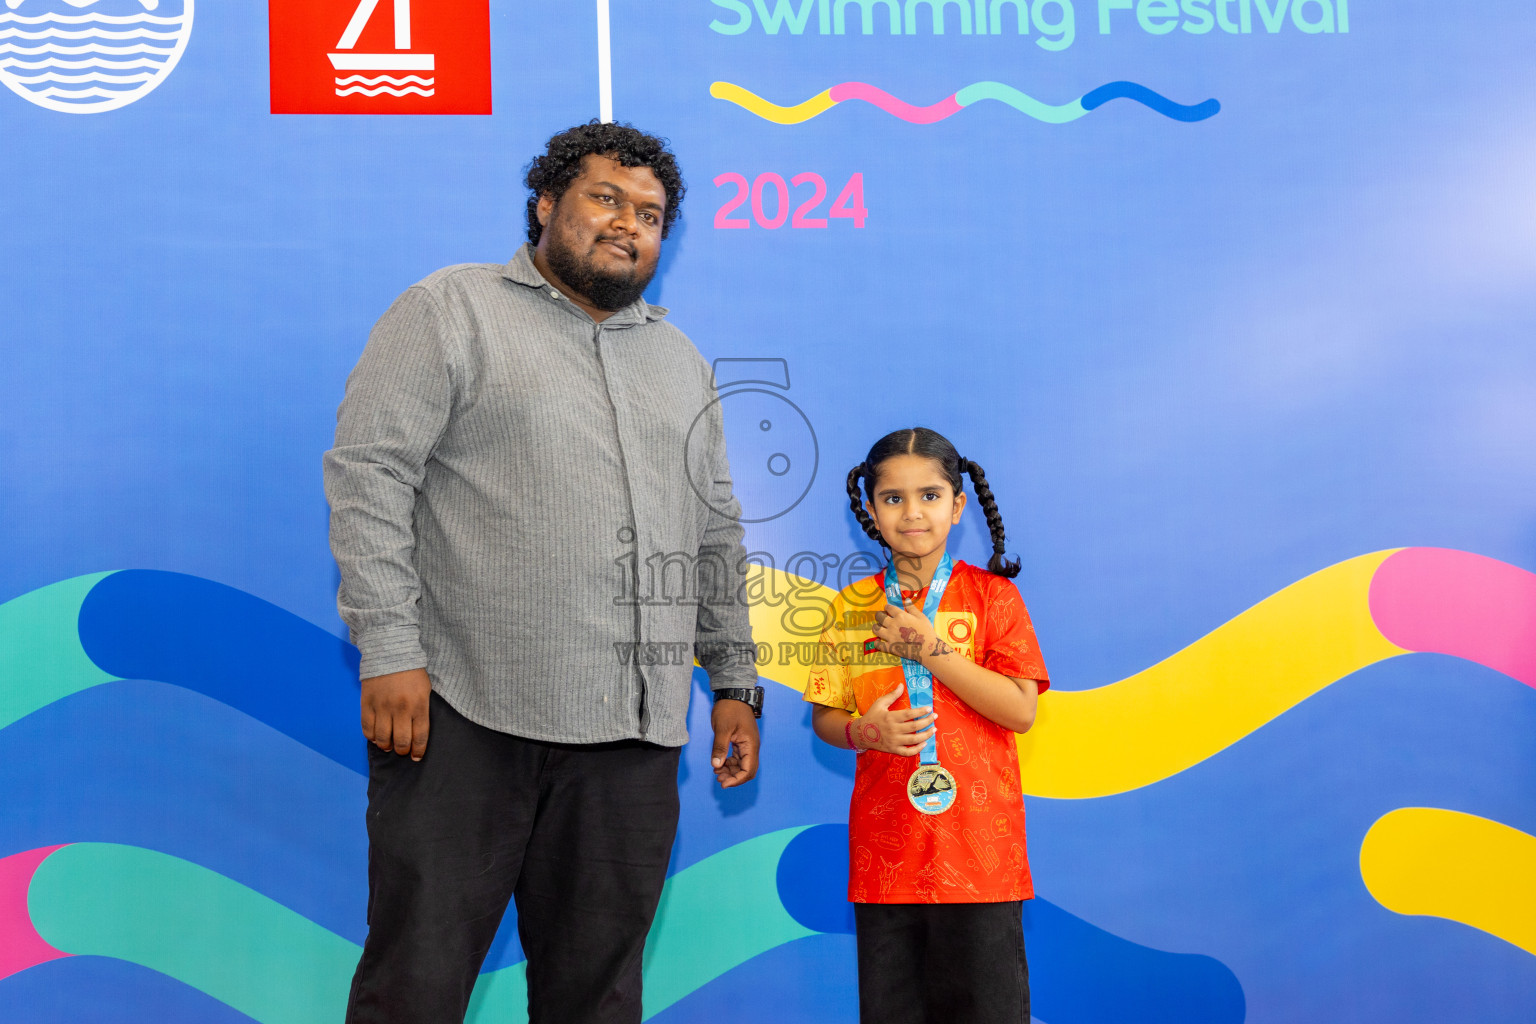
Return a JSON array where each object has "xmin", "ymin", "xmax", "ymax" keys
[{"xmin": 710, "ymin": 698, "xmax": 760, "ymax": 788}]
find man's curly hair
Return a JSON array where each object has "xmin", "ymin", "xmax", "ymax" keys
[{"xmin": 524, "ymin": 121, "xmax": 685, "ymax": 245}]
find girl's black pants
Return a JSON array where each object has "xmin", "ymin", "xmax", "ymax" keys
[{"xmin": 855, "ymin": 900, "xmax": 1031, "ymax": 1024}]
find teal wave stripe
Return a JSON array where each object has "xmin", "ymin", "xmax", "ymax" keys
[
  {"xmin": 465, "ymin": 962, "xmax": 530, "ymax": 1022},
  {"xmin": 640, "ymin": 827, "xmax": 815, "ymax": 1017},
  {"xmin": 30, "ymin": 842, "xmax": 358, "ymax": 1024},
  {"xmin": 954, "ymin": 82, "xmax": 1087, "ymax": 124},
  {"xmin": 470, "ymin": 827, "xmax": 815, "ymax": 1021},
  {"xmin": 26, "ymin": 830, "xmax": 816, "ymax": 1024},
  {"xmin": 0, "ymin": 572, "xmax": 115, "ymax": 730}
]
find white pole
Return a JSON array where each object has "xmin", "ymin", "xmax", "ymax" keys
[{"xmin": 596, "ymin": 0, "xmax": 612, "ymax": 122}]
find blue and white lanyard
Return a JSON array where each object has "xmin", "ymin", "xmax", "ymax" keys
[{"xmin": 883, "ymin": 553, "xmax": 954, "ymax": 767}]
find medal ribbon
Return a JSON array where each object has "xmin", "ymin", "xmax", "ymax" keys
[{"xmin": 883, "ymin": 553, "xmax": 954, "ymax": 767}]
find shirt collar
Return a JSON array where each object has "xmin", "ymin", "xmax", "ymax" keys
[{"xmin": 501, "ymin": 243, "xmax": 669, "ymax": 325}]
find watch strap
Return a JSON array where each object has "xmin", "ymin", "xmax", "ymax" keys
[{"xmin": 712, "ymin": 686, "xmax": 765, "ymax": 717}]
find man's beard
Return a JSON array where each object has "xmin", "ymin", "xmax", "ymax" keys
[{"xmin": 542, "ymin": 221, "xmax": 656, "ymax": 312}]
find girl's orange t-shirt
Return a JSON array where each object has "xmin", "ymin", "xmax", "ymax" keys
[{"xmin": 803, "ymin": 560, "xmax": 1050, "ymax": 903}]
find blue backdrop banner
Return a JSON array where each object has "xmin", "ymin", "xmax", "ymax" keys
[{"xmin": 3, "ymin": 1, "xmax": 1535, "ymax": 1022}]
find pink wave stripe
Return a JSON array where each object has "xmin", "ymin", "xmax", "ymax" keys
[
  {"xmin": 828, "ymin": 82, "xmax": 961, "ymax": 124},
  {"xmin": 0, "ymin": 845, "xmax": 69, "ymax": 981},
  {"xmin": 1370, "ymin": 547, "xmax": 1536, "ymax": 688}
]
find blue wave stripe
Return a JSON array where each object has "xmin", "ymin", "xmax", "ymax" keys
[
  {"xmin": 1080, "ymin": 81, "xmax": 1221, "ymax": 122},
  {"xmin": 776, "ymin": 825, "xmax": 1245, "ymax": 1024},
  {"xmin": 78, "ymin": 571, "xmax": 366, "ymax": 774},
  {"xmin": 0, "ymin": 679, "xmax": 520, "ymax": 972},
  {"xmin": 0, "ymin": 681, "xmax": 371, "ymax": 945},
  {"xmin": 1025, "ymin": 898, "xmax": 1245, "ymax": 1024}
]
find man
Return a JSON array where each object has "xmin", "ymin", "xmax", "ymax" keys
[{"xmin": 324, "ymin": 121, "xmax": 763, "ymax": 1024}]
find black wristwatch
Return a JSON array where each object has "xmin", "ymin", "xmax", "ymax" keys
[{"xmin": 713, "ymin": 685, "xmax": 765, "ymax": 718}]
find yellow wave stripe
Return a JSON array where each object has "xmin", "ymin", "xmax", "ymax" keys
[
  {"xmin": 752, "ymin": 553, "xmax": 1410, "ymax": 799},
  {"xmin": 1361, "ymin": 808, "xmax": 1536, "ymax": 955},
  {"xmin": 709, "ymin": 81, "xmax": 835, "ymax": 124},
  {"xmin": 1016, "ymin": 550, "xmax": 1407, "ymax": 799},
  {"xmin": 746, "ymin": 565, "xmax": 840, "ymax": 695}
]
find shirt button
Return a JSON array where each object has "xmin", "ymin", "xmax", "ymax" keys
[{"xmin": 550, "ymin": 289, "xmax": 561, "ymax": 299}]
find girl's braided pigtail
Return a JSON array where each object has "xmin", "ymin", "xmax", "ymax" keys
[
  {"xmin": 846, "ymin": 464, "xmax": 887, "ymax": 548},
  {"xmin": 962, "ymin": 458, "xmax": 1021, "ymax": 578}
]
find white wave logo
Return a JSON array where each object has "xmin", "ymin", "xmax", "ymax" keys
[
  {"xmin": 0, "ymin": 0, "xmax": 191, "ymax": 114},
  {"xmin": 334, "ymin": 73, "xmax": 431, "ymax": 98}
]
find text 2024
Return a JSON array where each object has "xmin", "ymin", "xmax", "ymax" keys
[{"xmin": 714, "ymin": 172, "xmax": 867, "ymax": 229}]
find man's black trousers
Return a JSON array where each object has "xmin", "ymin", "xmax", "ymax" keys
[{"xmin": 344, "ymin": 692, "xmax": 682, "ymax": 1024}]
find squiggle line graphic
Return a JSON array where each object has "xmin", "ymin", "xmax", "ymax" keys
[
  {"xmin": 26, "ymin": 84, "xmax": 136, "ymax": 98},
  {"xmin": 709, "ymin": 80, "xmax": 1220, "ymax": 125},
  {"xmin": 7, "ymin": 70, "xmax": 152, "ymax": 83},
  {"xmin": 0, "ymin": 27, "xmax": 178, "ymax": 38},
  {"xmin": 334, "ymin": 74, "xmax": 432, "ymax": 87},
  {"xmin": 334, "ymin": 84, "xmax": 434, "ymax": 98},
  {"xmin": 0, "ymin": 42, "xmax": 171, "ymax": 53},
  {"xmin": 1, "ymin": 56, "xmax": 166, "ymax": 68},
  {"xmin": 0, "ymin": 13, "xmax": 182, "ymax": 24}
]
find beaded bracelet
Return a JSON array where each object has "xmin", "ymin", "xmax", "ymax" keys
[{"xmin": 845, "ymin": 720, "xmax": 863, "ymax": 752}]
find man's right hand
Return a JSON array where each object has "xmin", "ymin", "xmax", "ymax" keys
[{"xmin": 361, "ymin": 668, "xmax": 432, "ymax": 760}]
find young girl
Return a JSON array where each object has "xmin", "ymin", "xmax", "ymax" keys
[{"xmin": 804, "ymin": 426, "xmax": 1050, "ymax": 1024}]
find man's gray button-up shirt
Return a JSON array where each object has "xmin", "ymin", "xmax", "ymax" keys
[{"xmin": 323, "ymin": 245, "xmax": 757, "ymax": 746}]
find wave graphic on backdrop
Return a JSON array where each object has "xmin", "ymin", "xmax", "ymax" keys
[
  {"xmin": 709, "ymin": 80, "xmax": 1221, "ymax": 125},
  {"xmin": 0, "ymin": 571, "xmax": 1252, "ymax": 1022},
  {"xmin": 1361, "ymin": 808, "xmax": 1536, "ymax": 957},
  {"xmin": 0, "ymin": 569, "xmax": 365, "ymax": 772},
  {"xmin": 775, "ymin": 824, "xmax": 1246, "ymax": 1024},
  {"xmin": 0, "ymin": 829, "xmax": 1246, "ymax": 1024},
  {"xmin": 1, "ymin": 547, "xmax": 1532, "ymax": 1017},
  {"xmin": 1016, "ymin": 547, "xmax": 1536, "ymax": 798},
  {"xmin": 0, "ymin": 0, "xmax": 192, "ymax": 114},
  {"xmin": 3, "ymin": 547, "xmax": 1533, "ymax": 798},
  {"xmin": 0, "ymin": 832, "xmax": 813, "ymax": 1024}
]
